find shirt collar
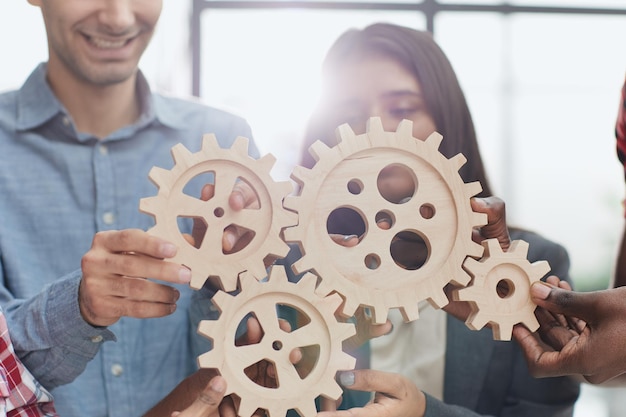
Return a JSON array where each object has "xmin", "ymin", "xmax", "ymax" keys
[{"xmin": 15, "ymin": 62, "xmax": 185, "ymax": 134}]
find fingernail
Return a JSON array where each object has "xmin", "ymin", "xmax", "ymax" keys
[
  {"xmin": 342, "ymin": 235, "xmax": 358, "ymax": 242},
  {"xmin": 179, "ymin": 267, "xmax": 191, "ymax": 283},
  {"xmin": 210, "ymin": 376, "xmax": 226, "ymax": 392},
  {"xmin": 530, "ymin": 282, "xmax": 551, "ymax": 300},
  {"xmin": 338, "ymin": 371, "xmax": 355, "ymax": 387},
  {"xmin": 161, "ymin": 243, "xmax": 177, "ymax": 258}
]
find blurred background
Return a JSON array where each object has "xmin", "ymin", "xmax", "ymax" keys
[{"xmin": 2, "ymin": 0, "xmax": 626, "ymax": 415}]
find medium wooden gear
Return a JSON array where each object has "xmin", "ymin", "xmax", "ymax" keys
[
  {"xmin": 197, "ymin": 265, "xmax": 356, "ymax": 417},
  {"xmin": 453, "ymin": 238, "xmax": 551, "ymax": 341},
  {"xmin": 140, "ymin": 134, "xmax": 296, "ymax": 291},
  {"xmin": 283, "ymin": 117, "xmax": 487, "ymax": 324}
]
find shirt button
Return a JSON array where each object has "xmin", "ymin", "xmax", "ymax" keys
[
  {"xmin": 99, "ymin": 145, "xmax": 108, "ymax": 156},
  {"xmin": 62, "ymin": 116, "xmax": 70, "ymax": 126},
  {"xmin": 111, "ymin": 364, "xmax": 124, "ymax": 377},
  {"xmin": 90, "ymin": 335, "xmax": 103, "ymax": 343},
  {"xmin": 102, "ymin": 212, "xmax": 115, "ymax": 225}
]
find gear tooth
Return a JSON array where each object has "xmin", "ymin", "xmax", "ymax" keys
[
  {"xmin": 462, "ymin": 256, "xmax": 481, "ymax": 276},
  {"xmin": 399, "ymin": 304, "xmax": 420, "ymax": 322},
  {"xmin": 512, "ymin": 239, "xmax": 530, "ymax": 257},
  {"xmin": 295, "ymin": 400, "xmax": 318, "ymax": 417},
  {"xmin": 197, "ymin": 320, "xmax": 217, "ymax": 339},
  {"xmin": 396, "ymin": 119, "xmax": 415, "ymax": 137},
  {"xmin": 170, "ymin": 143, "xmax": 193, "ymax": 165},
  {"xmin": 247, "ymin": 262, "xmax": 269, "ymax": 281},
  {"xmin": 308, "ymin": 140, "xmax": 332, "ymax": 162},
  {"xmin": 340, "ymin": 351, "xmax": 357, "ymax": 370},
  {"xmin": 522, "ymin": 315, "xmax": 540, "ymax": 333},
  {"xmin": 292, "ymin": 256, "xmax": 312, "ymax": 276},
  {"xmin": 231, "ymin": 135, "xmax": 250, "ymax": 154},
  {"xmin": 319, "ymin": 382, "xmax": 344, "ymax": 404},
  {"xmin": 339, "ymin": 321, "xmax": 357, "ymax": 340},
  {"xmin": 297, "ymin": 272, "xmax": 318, "ymax": 293},
  {"xmin": 341, "ymin": 296, "xmax": 360, "ymax": 318},
  {"xmin": 472, "ymin": 210, "xmax": 488, "ymax": 229},
  {"xmin": 466, "ymin": 313, "xmax": 488, "ymax": 331},
  {"xmin": 211, "ymin": 290, "xmax": 232, "ymax": 311},
  {"xmin": 268, "ymin": 264, "xmax": 288, "ymax": 282},
  {"xmin": 276, "ymin": 180, "xmax": 295, "ymax": 199},
  {"xmin": 482, "ymin": 238, "xmax": 500, "ymax": 257},
  {"xmin": 336, "ymin": 123, "xmax": 357, "ymax": 146},
  {"xmin": 197, "ymin": 349, "xmax": 220, "ymax": 368},
  {"xmin": 147, "ymin": 166, "xmax": 174, "ymax": 189},
  {"xmin": 495, "ymin": 321, "xmax": 514, "ymax": 341},
  {"xmin": 138, "ymin": 196, "xmax": 158, "ymax": 216},
  {"xmin": 289, "ymin": 166, "xmax": 308, "ymax": 189},
  {"xmin": 428, "ymin": 288, "xmax": 450, "ymax": 309},
  {"xmin": 365, "ymin": 117, "xmax": 384, "ymax": 134},
  {"xmin": 531, "ymin": 260, "xmax": 551, "ymax": 278},
  {"xmin": 370, "ymin": 304, "xmax": 389, "ymax": 325},
  {"xmin": 282, "ymin": 225, "xmax": 300, "ymax": 243},
  {"xmin": 190, "ymin": 273, "xmax": 210, "ymax": 290},
  {"xmin": 465, "ymin": 180, "xmax": 484, "ymax": 199},
  {"xmin": 201, "ymin": 133, "xmax": 219, "ymax": 150},
  {"xmin": 323, "ymin": 292, "xmax": 344, "ymax": 314},
  {"xmin": 280, "ymin": 209, "xmax": 298, "ymax": 229},
  {"xmin": 314, "ymin": 277, "xmax": 334, "ymax": 297},
  {"xmin": 450, "ymin": 153, "xmax": 468, "ymax": 171},
  {"xmin": 282, "ymin": 195, "xmax": 301, "ymax": 214},
  {"xmin": 424, "ymin": 131, "xmax": 444, "ymax": 149},
  {"xmin": 258, "ymin": 152, "xmax": 277, "ymax": 172}
]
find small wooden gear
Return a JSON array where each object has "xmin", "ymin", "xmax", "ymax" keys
[
  {"xmin": 453, "ymin": 238, "xmax": 551, "ymax": 341},
  {"xmin": 283, "ymin": 117, "xmax": 487, "ymax": 324},
  {"xmin": 140, "ymin": 134, "xmax": 296, "ymax": 291},
  {"xmin": 197, "ymin": 265, "xmax": 356, "ymax": 417}
]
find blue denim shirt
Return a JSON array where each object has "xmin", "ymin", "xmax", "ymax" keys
[{"xmin": 0, "ymin": 63, "xmax": 258, "ymax": 417}]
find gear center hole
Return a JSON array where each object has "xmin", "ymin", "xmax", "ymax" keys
[
  {"xmin": 272, "ymin": 340, "xmax": 283, "ymax": 351},
  {"xmin": 214, "ymin": 207, "xmax": 224, "ymax": 218},
  {"xmin": 497, "ymin": 279, "xmax": 515, "ymax": 299}
]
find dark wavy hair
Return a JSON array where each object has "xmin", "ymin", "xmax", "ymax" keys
[{"xmin": 301, "ymin": 22, "xmax": 493, "ymax": 197}]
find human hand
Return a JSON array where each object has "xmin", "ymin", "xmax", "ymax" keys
[
  {"xmin": 512, "ymin": 277, "xmax": 626, "ymax": 383},
  {"xmin": 170, "ymin": 376, "xmax": 230, "ymax": 417},
  {"xmin": 79, "ymin": 229, "xmax": 191, "ymax": 326},
  {"xmin": 317, "ymin": 370, "xmax": 426, "ymax": 417},
  {"xmin": 469, "ymin": 196, "xmax": 510, "ymax": 249},
  {"xmin": 443, "ymin": 196, "xmax": 511, "ymax": 322}
]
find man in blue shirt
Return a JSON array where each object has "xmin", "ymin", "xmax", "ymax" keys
[{"xmin": 0, "ymin": 1, "xmax": 258, "ymax": 415}]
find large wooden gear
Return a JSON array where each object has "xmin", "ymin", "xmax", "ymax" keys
[
  {"xmin": 453, "ymin": 238, "xmax": 551, "ymax": 341},
  {"xmin": 197, "ymin": 266, "xmax": 356, "ymax": 417},
  {"xmin": 283, "ymin": 118, "xmax": 487, "ymax": 324},
  {"xmin": 139, "ymin": 134, "xmax": 296, "ymax": 291}
]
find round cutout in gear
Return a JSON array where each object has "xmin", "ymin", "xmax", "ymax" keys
[
  {"xmin": 197, "ymin": 265, "xmax": 356, "ymax": 417},
  {"xmin": 140, "ymin": 134, "xmax": 296, "ymax": 291},
  {"xmin": 283, "ymin": 117, "xmax": 487, "ymax": 324}
]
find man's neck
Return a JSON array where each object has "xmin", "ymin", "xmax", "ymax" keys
[{"xmin": 46, "ymin": 66, "xmax": 142, "ymax": 140}]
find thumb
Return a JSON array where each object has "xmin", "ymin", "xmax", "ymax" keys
[{"xmin": 530, "ymin": 282, "xmax": 595, "ymax": 322}]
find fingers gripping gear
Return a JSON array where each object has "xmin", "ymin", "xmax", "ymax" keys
[
  {"xmin": 140, "ymin": 134, "xmax": 296, "ymax": 291},
  {"xmin": 454, "ymin": 239, "xmax": 551, "ymax": 341},
  {"xmin": 283, "ymin": 117, "xmax": 487, "ymax": 324},
  {"xmin": 197, "ymin": 266, "xmax": 357, "ymax": 417}
]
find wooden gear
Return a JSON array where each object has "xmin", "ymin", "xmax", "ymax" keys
[
  {"xmin": 283, "ymin": 118, "xmax": 487, "ymax": 324},
  {"xmin": 197, "ymin": 266, "xmax": 356, "ymax": 417},
  {"xmin": 453, "ymin": 238, "xmax": 551, "ymax": 341},
  {"xmin": 139, "ymin": 134, "xmax": 296, "ymax": 291}
]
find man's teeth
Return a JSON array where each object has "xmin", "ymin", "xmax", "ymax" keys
[{"xmin": 89, "ymin": 37, "xmax": 128, "ymax": 48}]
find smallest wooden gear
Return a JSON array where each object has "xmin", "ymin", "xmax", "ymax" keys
[{"xmin": 453, "ymin": 238, "xmax": 551, "ymax": 341}]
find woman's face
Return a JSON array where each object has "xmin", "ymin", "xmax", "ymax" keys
[
  {"xmin": 326, "ymin": 53, "xmax": 437, "ymax": 140},
  {"xmin": 324, "ymin": 53, "xmax": 438, "ymax": 204}
]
